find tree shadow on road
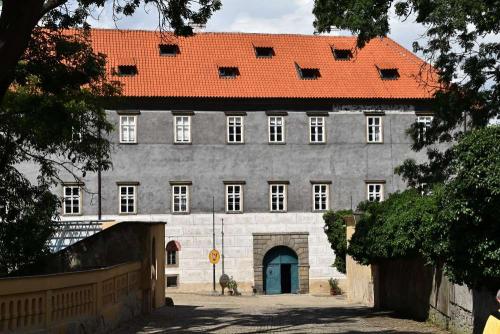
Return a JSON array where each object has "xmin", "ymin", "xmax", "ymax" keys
[{"xmin": 111, "ymin": 304, "xmax": 441, "ymax": 334}]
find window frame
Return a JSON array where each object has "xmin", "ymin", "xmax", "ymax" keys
[
  {"xmin": 226, "ymin": 116, "xmax": 244, "ymax": 144},
  {"xmin": 268, "ymin": 116, "xmax": 285, "ymax": 143},
  {"xmin": 62, "ymin": 185, "xmax": 82, "ymax": 216},
  {"xmin": 119, "ymin": 115, "xmax": 137, "ymax": 144},
  {"xmin": 366, "ymin": 116, "xmax": 383, "ymax": 143},
  {"xmin": 171, "ymin": 184, "xmax": 190, "ymax": 214},
  {"xmin": 166, "ymin": 275, "xmax": 179, "ymax": 288},
  {"xmin": 269, "ymin": 183, "xmax": 288, "ymax": 212},
  {"xmin": 312, "ymin": 183, "xmax": 329, "ymax": 212},
  {"xmin": 225, "ymin": 184, "xmax": 243, "ymax": 213},
  {"xmin": 166, "ymin": 250, "xmax": 178, "ymax": 267},
  {"xmin": 173, "ymin": 115, "xmax": 192, "ymax": 144},
  {"xmin": 366, "ymin": 183, "xmax": 384, "ymax": 202},
  {"xmin": 416, "ymin": 115, "xmax": 433, "ymax": 142},
  {"xmin": 309, "ymin": 116, "xmax": 326, "ymax": 144},
  {"xmin": 118, "ymin": 184, "xmax": 137, "ymax": 214}
]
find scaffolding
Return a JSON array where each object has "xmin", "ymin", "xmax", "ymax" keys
[{"xmin": 49, "ymin": 221, "xmax": 102, "ymax": 253}]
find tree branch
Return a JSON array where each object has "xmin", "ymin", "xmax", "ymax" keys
[{"xmin": 41, "ymin": 0, "xmax": 68, "ymax": 16}]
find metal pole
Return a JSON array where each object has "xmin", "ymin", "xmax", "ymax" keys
[
  {"xmin": 97, "ymin": 126, "xmax": 102, "ymax": 221},
  {"xmin": 221, "ymin": 218, "xmax": 225, "ymax": 275},
  {"xmin": 212, "ymin": 196, "xmax": 216, "ymax": 292}
]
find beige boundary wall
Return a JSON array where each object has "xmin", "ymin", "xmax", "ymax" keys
[
  {"xmin": 345, "ymin": 215, "xmax": 377, "ymax": 306},
  {"xmin": 0, "ymin": 262, "xmax": 143, "ymax": 333}
]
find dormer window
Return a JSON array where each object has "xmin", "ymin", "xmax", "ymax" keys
[
  {"xmin": 116, "ymin": 65, "xmax": 138, "ymax": 76},
  {"xmin": 159, "ymin": 44, "xmax": 179, "ymax": 56},
  {"xmin": 219, "ymin": 67, "xmax": 239, "ymax": 78},
  {"xmin": 296, "ymin": 63, "xmax": 320, "ymax": 80},
  {"xmin": 379, "ymin": 68, "xmax": 399, "ymax": 80},
  {"xmin": 376, "ymin": 63, "xmax": 400, "ymax": 80},
  {"xmin": 332, "ymin": 48, "xmax": 352, "ymax": 60},
  {"xmin": 255, "ymin": 47, "xmax": 274, "ymax": 58}
]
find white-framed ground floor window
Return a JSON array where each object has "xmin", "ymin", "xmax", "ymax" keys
[
  {"xmin": 366, "ymin": 181, "xmax": 384, "ymax": 202},
  {"xmin": 269, "ymin": 182, "xmax": 288, "ymax": 212},
  {"xmin": 225, "ymin": 182, "xmax": 244, "ymax": 213},
  {"xmin": 118, "ymin": 183, "xmax": 138, "ymax": 214},
  {"xmin": 311, "ymin": 182, "xmax": 330, "ymax": 211},
  {"xmin": 63, "ymin": 184, "xmax": 82, "ymax": 215}
]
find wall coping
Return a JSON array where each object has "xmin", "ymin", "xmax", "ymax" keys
[{"xmin": 252, "ymin": 232, "xmax": 309, "ymax": 236}]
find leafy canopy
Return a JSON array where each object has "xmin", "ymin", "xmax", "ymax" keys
[{"xmin": 313, "ymin": 0, "xmax": 500, "ymax": 186}]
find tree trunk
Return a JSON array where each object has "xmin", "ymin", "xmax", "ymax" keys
[{"xmin": 0, "ymin": 0, "xmax": 44, "ymax": 101}]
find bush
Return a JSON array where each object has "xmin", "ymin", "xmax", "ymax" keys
[
  {"xmin": 323, "ymin": 210, "xmax": 352, "ymax": 273},
  {"xmin": 348, "ymin": 190, "xmax": 438, "ymax": 265}
]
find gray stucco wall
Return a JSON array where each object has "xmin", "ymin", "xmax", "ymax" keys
[{"xmin": 59, "ymin": 107, "xmax": 428, "ymax": 217}]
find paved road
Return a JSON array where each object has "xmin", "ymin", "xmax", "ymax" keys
[{"xmin": 113, "ymin": 293, "xmax": 448, "ymax": 333}]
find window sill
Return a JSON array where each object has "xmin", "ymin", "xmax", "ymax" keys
[
  {"xmin": 227, "ymin": 142, "xmax": 245, "ymax": 145},
  {"xmin": 173, "ymin": 142, "xmax": 192, "ymax": 145},
  {"xmin": 225, "ymin": 211, "xmax": 243, "ymax": 214},
  {"xmin": 270, "ymin": 210, "xmax": 287, "ymax": 213},
  {"xmin": 119, "ymin": 142, "xmax": 138, "ymax": 145},
  {"xmin": 166, "ymin": 264, "xmax": 179, "ymax": 268},
  {"xmin": 118, "ymin": 212, "xmax": 137, "ymax": 215},
  {"xmin": 268, "ymin": 142, "xmax": 286, "ymax": 145},
  {"xmin": 62, "ymin": 213, "xmax": 83, "ymax": 216},
  {"xmin": 309, "ymin": 142, "xmax": 326, "ymax": 145},
  {"xmin": 172, "ymin": 212, "xmax": 190, "ymax": 215},
  {"xmin": 366, "ymin": 142, "xmax": 384, "ymax": 144}
]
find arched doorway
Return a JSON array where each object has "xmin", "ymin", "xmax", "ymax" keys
[{"xmin": 263, "ymin": 246, "xmax": 299, "ymax": 294}]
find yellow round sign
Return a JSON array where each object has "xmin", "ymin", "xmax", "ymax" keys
[{"xmin": 209, "ymin": 249, "xmax": 220, "ymax": 264}]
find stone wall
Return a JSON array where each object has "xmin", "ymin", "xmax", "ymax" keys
[{"xmin": 252, "ymin": 232, "xmax": 309, "ymax": 293}]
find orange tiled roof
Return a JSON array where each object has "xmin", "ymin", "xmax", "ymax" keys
[{"xmin": 89, "ymin": 29, "xmax": 437, "ymax": 99}]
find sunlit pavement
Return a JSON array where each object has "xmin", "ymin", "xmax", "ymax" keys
[{"xmin": 112, "ymin": 293, "xmax": 449, "ymax": 333}]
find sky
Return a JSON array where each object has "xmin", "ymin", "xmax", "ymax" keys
[{"xmin": 88, "ymin": 0, "xmax": 429, "ymax": 53}]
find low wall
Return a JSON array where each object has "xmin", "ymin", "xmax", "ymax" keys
[{"xmin": 0, "ymin": 262, "xmax": 142, "ymax": 333}]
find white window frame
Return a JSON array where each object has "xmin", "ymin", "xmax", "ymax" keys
[
  {"xmin": 119, "ymin": 185, "xmax": 137, "ymax": 214},
  {"xmin": 63, "ymin": 185, "xmax": 82, "ymax": 215},
  {"xmin": 226, "ymin": 116, "xmax": 244, "ymax": 143},
  {"xmin": 309, "ymin": 117, "xmax": 325, "ymax": 143},
  {"xmin": 172, "ymin": 184, "xmax": 190, "ymax": 213},
  {"xmin": 312, "ymin": 183, "xmax": 329, "ymax": 211},
  {"xmin": 416, "ymin": 115, "xmax": 433, "ymax": 141},
  {"xmin": 367, "ymin": 183, "xmax": 384, "ymax": 202},
  {"xmin": 119, "ymin": 115, "xmax": 137, "ymax": 143},
  {"xmin": 269, "ymin": 184, "xmax": 287, "ymax": 212},
  {"xmin": 167, "ymin": 250, "xmax": 178, "ymax": 266},
  {"xmin": 225, "ymin": 184, "xmax": 243, "ymax": 213},
  {"xmin": 268, "ymin": 116, "xmax": 285, "ymax": 143},
  {"xmin": 174, "ymin": 115, "xmax": 191, "ymax": 143},
  {"xmin": 366, "ymin": 116, "xmax": 383, "ymax": 143}
]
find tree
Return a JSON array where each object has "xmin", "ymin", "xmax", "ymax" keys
[
  {"xmin": 423, "ymin": 126, "xmax": 500, "ymax": 288},
  {"xmin": 323, "ymin": 210, "xmax": 352, "ymax": 273},
  {"xmin": 313, "ymin": 0, "xmax": 499, "ymax": 186},
  {"xmin": 348, "ymin": 190, "xmax": 438, "ymax": 266},
  {"xmin": 0, "ymin": 0, "xmax": 221, "ymax": 101},
  {"xmin": 0, "ymin": 0, "xmax": 221, "ymax": 274}
]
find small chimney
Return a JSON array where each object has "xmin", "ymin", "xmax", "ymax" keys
[{"xmin": 189, "ymin": 22, "xmax": 206, "ymax": 33}]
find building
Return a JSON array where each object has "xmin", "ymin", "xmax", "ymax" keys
[{"xmin": 58, "ymin": 29, "xmax": 436, "ymax": 294}]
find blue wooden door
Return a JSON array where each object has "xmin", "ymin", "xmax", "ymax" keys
[
  {"xmin": 265, "ymin": 264, "xmax": 281, "ymax": 294},
  {"xmin": 264, "ymin": 246, "xmax": 299, "ymax": 294}
]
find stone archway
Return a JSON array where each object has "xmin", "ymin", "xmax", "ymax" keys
[{"xmin": 252, "ymin": 232, "xmax": 309, "ymax": 294}]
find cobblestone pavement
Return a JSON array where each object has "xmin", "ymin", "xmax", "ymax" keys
[{"xmin": 112, "ymin": 293, "xmax": 449, "ymax": 334}]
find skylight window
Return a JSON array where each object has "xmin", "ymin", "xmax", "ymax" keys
[
  {"xmin": 219, "ymin": 67, "xmax": 240, "ymax": 78},
  {"xmin": 255, "ymin": 47, "xmax": 274, "ymax": 58},
  {"xmin": 159, "ymin": 44, "xmax": 179, "ymax": 56},
  {"xmin": 116, "ymin": 65, "xmax": 138, "ymax": 76},
  {"xmin": 379, "ymin": 68, "xmax": 400, "ymax": 80},
  {"xmin": 332, "ymin": 48, "xmax": 352, "ymax": 60}
]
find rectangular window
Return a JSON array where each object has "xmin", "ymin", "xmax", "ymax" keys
[
  {"xmin": 167, "ymin": 250, "xmax": 177, "ymax": 265},
  {"xmin": 166, "ymin": 275, "xmax": 178, "ymax": 288},
  {"xmin": 227, "ymin": 116, "xmax": 244, "ymax": 143},
  {"xmin": 313, "ymin": 184, "xmax": 329, "ymax": 211},
  {"xmin": 268, "ymin": 116, "xmax": 285, "ymax": 143},
  {"xmin": 172, "ymin": 185, "xmax": 189, "ymax": 213},
  {"xmin": 120, "ymin": 115, "xmax": 137, "ymax": 143},
  {"xmin": 119, "ymin": 185, "xmax": 136, "ymax": 214},
  {"xmin": 417, "ymin": 115, "xmax": 433, "ymax": 141},
  {"xmin": 367, "ymin": 183, "xmax": 384, "ymax": 202},
  {"xmin": 226, "ymin": 184, "xmax": 242, "ymax": 213},
  {"xmin": 270, "ymin": 184, "xmax": 287, "ymax": 212},
  {"xmin": 174, "ymin": 116, "xmax": 191, "ymax": 143},
  {"xmin": 310, "ymin": 117, "xmax": 325, "ymax": 143},
  {"xmin": 63, "ymin": 185, "xmax": 81, "ymax": 215},
  {"xmin": 367, "ymin": 116, "xmax": 383, "ymax": 143}
]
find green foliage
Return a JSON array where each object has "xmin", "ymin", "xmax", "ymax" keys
[
  {"xmin": 348, "ymin": 190, "xmax": 438, "ymax": 265},
  {"xmin": 323, "ymin": 210, "xmax": 352, "ymax": 274},
  {"xmin": 313, "ymin": 0, "xmax": 499, "ymax": 186},
  {"xmin": 428, "ymin": 127, "xmax": 500, "ymax": 288}
]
